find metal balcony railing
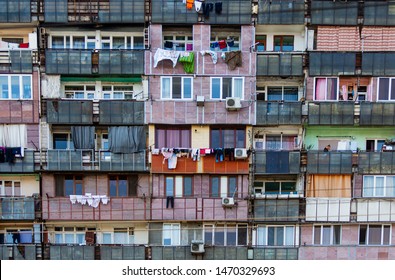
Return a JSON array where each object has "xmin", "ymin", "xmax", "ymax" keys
[
  {"xmin": 256, "ymin": 101, "xmax": 302, "ymax": 125},
  {"xmin": 307, "ymin": 151, "xmax": 353, "ymax": 174},
  {"xmin": 308, "ymin": 102, "xmax": 355, "ymax": 125},
  {"xmin": 359, "ymin": 102, "xmax": 395, "ymax": 126},
  {"xmin": 0, "ymin": 196, "xmax": 35, "ymax": 220},
  {"xmin": 0, "ymin": 150, "xmax": 35, "ymax": 173},
  {"xmin": 0, "ymin": 0, "xmax": 32, "ymax": 23},
  {"xmin": 253, "ymin": 199, "xmax": 300, "ymax": 222},
  {"xmin": 358, "ymin": 151, "xmax": 395, "ymax": 174},
  {"xmin": 0, "ymin": 50, "xmax": 33, "ymax": 73},
  {"xmin": 256, "ymin": 53, "xmax": 304, "ymax": 76},
  {"xmin": 254, "ymin": 151, "xmax": 301, "ymax": 174},
  {"xmin": 258, "ymin": 0, "xmax": 305, "ymax": 25},
  {"xmin": 46, "ymin": 100, "xmax": 93, "ymax": 124}
]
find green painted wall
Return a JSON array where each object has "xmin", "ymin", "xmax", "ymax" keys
[{"xmin": 304, "ymin": 126, "xmax": 395, "ymax": 150}]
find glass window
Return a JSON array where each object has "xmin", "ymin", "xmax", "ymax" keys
[
  {"xmin": 163, "ymin": 224, "xmax": 180, "ymax": 246},
  {"xmin": 359, "ymin": 225, "xmax": 391, "ymax": 245},
  {"xmin": 53, "ymin": 133, "xmax": 74, "ymax": 150},
  {"xmin": 204, "ymin": 224, "xmax": 248, "ymax": 246},
  {"xmin": 211, "ymin": 77, "xmax": 244, "ymax": 100},
  {"xmin": 210, "ymin": 128, "xmax": 245, "ymax": 148},
  {"xmin": 0, "ymin": 75, "xmax": 32, "ymax": 100},
  {"xmin": 161, "ymin": 77, "xmax": 193, "ymax": 99},
  {"xmin": 315, "ymin": 78, "xmax": 339, "ymax": 101},
  {"xmin": 163, "ymin": 35, "xmax": 193, "ymax": 51},
  {"xmin": 313, "ymin": 225, "xmax": 341, "ymax": 245},
  {"xmin": 211, "ymin": 177, "xmax": 220, "ymax": 198},
  {"xmin": 363, "ymin": 176, "xmax": 395, "ymax": 197},
  {"xmin": 256, "ymin": 226, "xmax": 295, "ymax": 246},
  {"xmin": 109, "ymin": 175, "xmax": 128, "ymax": 197},
  {"xmin": 0, "ymin": 181, "xmax": 21, "ymax": 196},
  {"xmin": 155, "ymin": 127, "xmax": 191, "ymax": 149},
  {"xmin": 64, "ymin": 175, "xmax": 83, "ymax": 196},
  {"xmin": 255, "ymin": 35, "xmax": 267, "ymax": 52},
  {"xmin": 183, "ymin": 177, "xmax": 193, "ymax": 197},
  {"xmin": 210, "ymin": 34, "xmax": 240, "ymax": 52},
  {"xmin": 274, "ymin": 36, "xmax": 294, "ymax": 52},
  {"xmin": 267, "ymin": 86, "xmax": 298, "ymax": 101},
  {"xmin": 378, "ymin": 78, "xmax": 395, "ymax": 101}
]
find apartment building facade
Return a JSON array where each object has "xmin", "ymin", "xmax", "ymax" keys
[{"xmin": 0, "ymin": 0, "xmax": 394, "ymax": 260}]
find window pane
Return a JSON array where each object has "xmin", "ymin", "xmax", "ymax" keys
[
  {"xmin": 211, "ymin": 177, "xmax": 220, "ymax": 197},
  {"xmin": 222, "ymin": 78, "xmax": 232, "ymax": 99},
  {"xmin": 285, "ymin": 226, "xmax": 294, "ymax": 246},
  {"xmin": 265, "ymin": 182, "xmax": 280, "ymax": 194},
  {"xmin": 282, "ymin": 36, "xmax": 294, "ymax": 51},
  {"xmin": 22, "ymin": 76, "xmax": 31, "ymax": 99},
  {"xmin": 363, "ymin": 176, "xmax": 374, "ymax": 197},
  {"xmin": 11, "ymin": 76, "xmax": 20, "ymax": 99},
  {"xmin": 282, "ymin": 182, "xmax": 296, "ymax": 194},
  {"xmin": 184, "ymin": 177, "xmax": 192, "ymax": 197},
  {"xmin": 204, "ymin": 226, "xmax": 213, "ymax": 245},
  {"xmin": 172, "ymin": 77, "xmax": 181, "ymax": 99},
  {"xmin": 133, "ymin": 37, "xmax": 144, "ymax": 49},
  {"xmin": 268, "ymin": 227, "xmax": 275, "ymax": 246},
  {"xmin": 212, "ymin": 78, "xmax": 221, "ymax": 99},
  {"xmin": 383, "ymin": 226, "xmax": 390, "ymax": 245},
  {"xmin": 64, "ymin": 178, "xmax": 73, "ymax": 196},
  {"xmin": 223, "ymin": 130, "xmax": 234, "ymax": 148},
  {"xmin": 228, "ymin": 177, "xmax": 237, "ymax": 197},
  {"xmin": 313, "ymin": 226, "xmax": 321, "ymax": 245},
  {"xmin": 162, "ymin": 78, "xmax": 171, "ymax": 98},
  {"xmin": 75, "ymin": 183, "xmax": 82, "ymax": 195},
  {"xmin": 236, "ymin": 130, "xmax": 245, "ymax": 148},
  {"xmin": 118, "ymin": 179, "xmax": 128, "ymax": 197},
  {"xmin": 52, "ymin": 37, "xmax": 64, "ymax": 48},
  {"xmin": 368, "ymin": 225, "xmax": 382, "ymax": 245},
  {"xmin": 166, "ymin": 177, "xmax": 174, "ymax": 196},
  {"xmin": 376, "ymin": 177, "xmax": 385, "ymax": 197},
  {"xmin": 268, "ymin": 87, "xmax": 282, "ymax": 101},
  {"xmin": 226, "ymin": 226, "xmax": 237, "ymax": 246},
  {"xmin": 214, "ymin": 226, "xmax": 225, "ymax": 245},
  {"xmin": 0, "ymin": 76, "xmax": 8, "ymax": 98},
  {"xmin": 109, "ymin": 178, "xmax": 117, "ymax": 197},
  {"xmin": 284, "ymin": 87, "xmax": 298, "ymax": 101},
  {"xmin": 327, "ymin": 78, "xmax": 338, "ymax": 100},
  {"xmin": 211, "ymin": 129, "xmax": 220, "ymax": 148},
  {"xmin": 333, "ymin": 225, "xmax": 341, "ymax": 245},
  {"xmin": 183, "ymin": 78, "xmax": 192, "ymax": 99},
  {"xmin": 359, "ymin": 225, "xmax": 367, "ymax": 245},
  {"xmin": 276, "ymin": 227, "xmax": 284, "ymax": 246},
  {"xmin": 102, "ymin": 233, "xmax": 112, "ymax": 244},
  {"xmin": 379, "ymin": 78, "xmax": 390, "ymax": 101},
  {"xmin": 53, "ymin": 134, "xmax": 69, "ymax": 149},
  {"xmin": 73, "ymin": 37, "xmax": 85, "ymax": 49},
  {"xmin": 322, "ymin": 226, "xmax": 331, "ymax": 245},
  {"xmin": 113, "ymin": 37, "xmax": 125, "ymax": 49},
  {"xmin": 257, "ymin": 226, "xmax": 266, "ymax": 246},
  {"xmin": 238, "ymin": 225, "xmax": 248, "ymax": 246},
  {"xmin": 233, "ymin": 78, "xmax": 243, "ymax": 98}
]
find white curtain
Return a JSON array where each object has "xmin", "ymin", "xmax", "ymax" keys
[
  {"xmin": 363, "ymin": 176, "xmax": 374, "ymax": 197},
  {"xmin": 0, "ymin": 124, "xmax": 27, "ymax": 147},
  {"xmin": 233, "ymin": 78, "xmax": 243, "ymax": 98}
]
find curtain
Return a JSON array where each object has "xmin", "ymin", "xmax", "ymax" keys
[
  {"xmin": 108, "ymin": 126, "xmax": 145, "ymax": 153},
  {"xmin": 327, "ymin": 78, "xmax": 337, "ymax": 100},
  {"xmin": 0, "ymin": 124, "xmax": 27, "ymax": 147},
  {"xmin": 315, "ymin": 78, "xmax": 326, "ymax": 100},
  {"xmin": 367, "ymin": 83, "xmax": 372, "ymax": 101},
  {"xmin": 71, "ymin": 126, "xmax": 95, "ymax": 149},
  {"xmin": 341, "ymin": 85, "xmax": 348, "ymax": 100},
  {"xmin": 233, "ymin": 78, "xmax": 243, "ymax": 98},
  {"xmin": 307, "ymin": 174, "xmax": 351, "ymax": 197}
]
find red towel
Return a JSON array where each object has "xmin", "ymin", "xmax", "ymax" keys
[
  {"xmin": 218, "ymin": 40, "xmax": 227, "ymax": 49},
  {"xmin": 19, "ymin": 43, "xmax": 29, "ymax": 48}
]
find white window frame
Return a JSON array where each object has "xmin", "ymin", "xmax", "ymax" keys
[
  {"xmin": 253, "ymin": 181, "xmax": 297, "ymax": 195},
  {"xmin": 0, "ymin": 75, "xmax": 32, "ymax": 100},
  {"xmin": 53, "ymin": 227, "xmax": 86, "ymax": 245},
  {"xmin": 101, "ymin": 227, "xmax": 135, "ymax": 244},
  {"xmin": 256, "ymin": 225, "xmax": 296, "ymax": 246},
  {"xmin": 363, "ymin": 175, "xmax": 395, "ymax": 197},
  {"xmin": 359, "ymin": 224, "xmax": 391, "ymax": 245},
  {"xmin": 266, "ymin": 86, "xmax": 299, "ymax": 101},
  {"xmin": 163, "ymin": 34, "xmax": 193, "ymax": 51},
  {"xmin": 64, "ymin": 84, "xmax": 96, "ymax": 99},
  {"xmin": 313, "ymin": 77, "xmax": 339, "ymax": 101},
  {"xmin": 204, "ymin": 224, "xmax": 248, "ymax": 246},
  {"xmin": 210, "ymin": 77, "xmax": 244, "ymax": 100},
  {"xmin": 0, "ymin": 180, "xmax": 21, "ymax": 197},
  {"xmin": 377, "ymin": 77, "xmax": 395, "ymax": 101},
  {"xmin": 163, "ymin": 223, "xmax": 180, "ymax": 246},
  {"xmin": 254, "ymin": 133, "xmax": 298, "ymax": 150},
  {"xmin": 313, "ymin": 225, "xmax": 341, "ymax": 245},
  {"xmin": 161, "ymin": 76, "xmax": 193, "ymax": 100},
  {"xmin": 102, "ymin": 85, "xmax": 135, "ymax": 99}
]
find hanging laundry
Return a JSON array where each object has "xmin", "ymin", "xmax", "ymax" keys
[
  {"xmin": 168, "ymin": 153, "xmax": 178, "ymax": 169},
  {"xmin": 0, "ymin": 147, "xmax": 5, "ymax": 163},
  {"xmin": 210, "ymin": 42, "xmax": 219, "ymax": 49},
  {"xmin": 226, "ymin": 38, "xmax": 235, "ymax": 47},
  {"xmin": 200, "ymin": 50, "xmax": 218, "ymax": 64},
  {"xmin": 195, "ymin": 0, "xmax": 203, "ymax": 12},
  {"xmin": 179, "ymin": 52, "xmax": 195, "ymax": 74},
  {"xmin": 154, "ymin": 48, "xmax": 180, "ymax": 68},
  {"xmin": 215, "ymin": 2, "xmax": 223, "ymax": 14},
  {"xmin": 218, "ymin": 40, "xmax": 227, "ymax": 49},
  {"xmin": 203, "ymin": 3, "xmax": 214, "ymax": 18},
  {"xmin": 224, "ymin": 50, "xmax": 242, "ymax": 70},
  {"xmin": 186, "ymin": 43, "xmax": 193, "ymax": 51},
  {"xmin": 186, "ymin": 0, "xmax": 194, "ymax": 9},
  {"xmin": 164, "ymin": 41, "xmax": 173, "ymax": 49}
]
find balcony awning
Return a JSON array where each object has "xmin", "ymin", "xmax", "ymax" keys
[{"xmin": 60, "ymin": 76, "xmax": 142, "ymax": 83}]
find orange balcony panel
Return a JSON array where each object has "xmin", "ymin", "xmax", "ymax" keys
[
  {"xmin": 203, "ymin": 156, "xmax": 249, "ymax": 174},
  {"xmin": 151, "ymin": 155, "xmax": 197, "ymax": 173}
]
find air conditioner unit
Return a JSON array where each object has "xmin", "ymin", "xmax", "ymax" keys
[
  {"xmin": 190, "ymin": 240, "xmax": 205, "ymax": 254},
  {"xmin": 196, "ymin": 95, "xmax": 205, "ymax": 106},
  {"xmin": 234, "ymin": 148, "xmax": 248, "ymax": 159},
  {"xmin": 226, "ymin": 97, "xmax": 241, "ymax": 110},
  {"xmin": 222, "ymin": 197, "xmax": 235, "ymax": 207}
]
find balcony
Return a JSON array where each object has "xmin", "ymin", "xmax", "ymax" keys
[
  {"xmin": 151, "ymin": 246, "xmax": 248, "ymax": 260},
  {"xmin": 258, "ymin": 0, "xmax": 305, "ymax": 25},
  {"xmin": 151, "ymin": 198, "xmax": 248, "ymax": 222},
  {"xmin": 47, "ymin": 245, "xmax": 94, "ymax": 260},
  {"xmin": 355, "ymin": 199, "xmax": 395, "ymax": 222},
  {"xmin": 42, "ymin": 196, "xmax": 149, "ymax": 221},
  {"xmin": 254, "ymin": 151, "xmax": 300, "ymax": 174},
  {"xmin": 308, "ymin": 102, "xmax": 355, "ymax": 125},
  {"xmin": 310, "ymin": 0, "xmax": 358, "ymax": 25},
  {"xmin": 150, "ymin": 153, "xmax": 249, "ymax": 174},
  {"xmin": 0, "ymin": 196, "xmax": 35, "ymax": 220},
  {"xmin": 358, "ymin": 151, "xmax": 395, "ymax": 174},
  {"xmin": 307, "ymin": 151, "xmax": 353, "ymax": 174},
  {"xmin": 46, "ymin": 100, "xmax": 93, "ymax": 124},
  {"xmin": 0, "ymin": 245, "xmax": 38, "ymax": 260},
  {"xmin": 0, "ymin": 150, "xmax": 35, "ymax": 173},
  {"xmin": 99, "ymin": 100, "xmax": 144, "ymax": 125},
  {"xmin": 305, "ymin": 198, "xmax": 351, "ymax": 222},
  {"xmin": 0, "ymin": 50, "xmax": 33, "ymax": 73},
  {"xmin": 250, "ymin": 247, "xmax": 298, "ymax": 260},
  {"xmin": 364, "ymin": 1, "xmax": 395, "ymax": 26},
  {"xmin": 151, "ymin": 0, "xmax": 198, "ymax": 24},
  {"xmin": 253, "ymin": 198, "xmax": 300, "ymax": 222},
  {"xmin": 43, "ymin": 150, "xmax": 147, "ymax": 172},
  {"xmin": 359, "ymin": 102, "xmax": 395, "ymax": 126},
  {"xmin": 256, "ymin": 101, "xmax": 302, "ymax": 125},
  {"xmin": 43, "ymin": 0, "xmax": 145, "ymax": 23},
  {"xmin": 0, "ymin": 0, "xmax": 32, "ymax": 23},
  {"xmin": 0, "ymin": 100, "xmax": 39, "ymax": 124},
  {"xmin": 202, "ymin": 0, "xmax": 252, "ymax": 25},
  {"xmin": 309, "ymin": 52, "xmax": 356, "ymax": 76},
  {"xmin": 256, "ymin": 53, "xmax": 304, "ymax": 76},
  {"xmin": 45, "ymin": 49, "xmax": 144, "ymax": 75},
  {"xmin": 361, "ymin": 52, "xmax": 395, "ymax": 76}
]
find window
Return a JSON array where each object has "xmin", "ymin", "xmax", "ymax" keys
[
  {"xmin": 165, "ymin": 176, "xmax": 193, "ymax": 197},
  {"xmin": 256, "ymin": 226, "xmax": 296, "ymax": 246},
  {"xmin": 103, "ymin": 85, "xmax": 135, "ymax": 99},
  {"xmin": 2, "ymin": 229, "xmax": 32, "ymax": 244},
  {"xmin": 65, "ymin": 85, "xmax": 95, "ymax": 99},
  {"xmin": 102, "ymin": 227, "xmax": 135, "ymax": 244},
  {"xmin": 210, "ymin": 77, "xmax": 244, "ymax": 100},
  {"xmin": 314, "ymin": 78, "xmax": 339, "ymax": 101},
  {"xmin": 155, "ymin": 126, "xmax": 191, "ymax": 149},
  {"xmin": 210, "ymin": 176, "xmax": 238, "ymax": 198},
  {"xmin": 0, "ymin": 75, "xmax": 32, "ymax": 99},
  {"xmin": 163, "ymin": 223, "xmax": 180, "ymax": 246},
  {"xmin": 63, "ymin": 175, "xmax": 83, "ymax": 196},
  {"xmin": 210, "ymin": 128, "xmax": 245, "ymax": 148},
  {"xmin": 274, "ymin": 36, "xmax": 294, "ymax": 52},
  {"xmin": 163, "ymin": 35, "xmax": 193, "ymax": 51},
  {"xmin": 253, "ymin": 181, "xmax": 297, "ymax": 195},
  {"xmin": 313, "ymin": 225, "xmax": 341, "ymax": 245},
  {"xmin": 51, "ymin": 35, "xmax": 95, "ymax": 49},
  {"xmin": 263, "ymin": 135, "xmax": 298, "ymax": 150},
  {"xmin": 100, "ymin": 133, "xmax": 111, "ymax": 160},
  {"xmin": 109, "ymin": 175, "xmax": 138, "ymax": 197},
  {"xmin": 363, "ymin": 176, "xmax": 395, "ymax": 197},
  {"xmin": 109, "ymin": 36, "xmax": 144, "ymax": 50},
  {"xmin": 53, "ymin": 133, "xmax": 74, "ymax": 150},
  {"xmin": 378, "ymin": 78, "xmax": 395, "ymax": 101},
  {"xmin": 359, "ymin": 225, "xmax": 391, "ymax": 245},
  {"xmin": 0, "ymin": 181, "xmax": 21, "ymax": 196},
  {"xmin": 204, "ymin": 224, "xmax": 247, "ymax": 246},
  {"xmin": 366, "ymin": 139, "xmax": 385, "ymax": 152},
  {"xmin": 210, "ymin": 34, "xmax": 240, "ymax": 52},
  {"xmin": 267, "ymin": 86, "xmax": 299, "ymax": 101},
  {"xmin": 161, "ymin": 77, "xmax": 193, "ymax": 99},
  {"xmin": 54, "ymin": 227, "xmax": 86, "ymax": 244},
  {"xmin": 255, "ymin": 35, "xmax": 266, "ymax": 52}
]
